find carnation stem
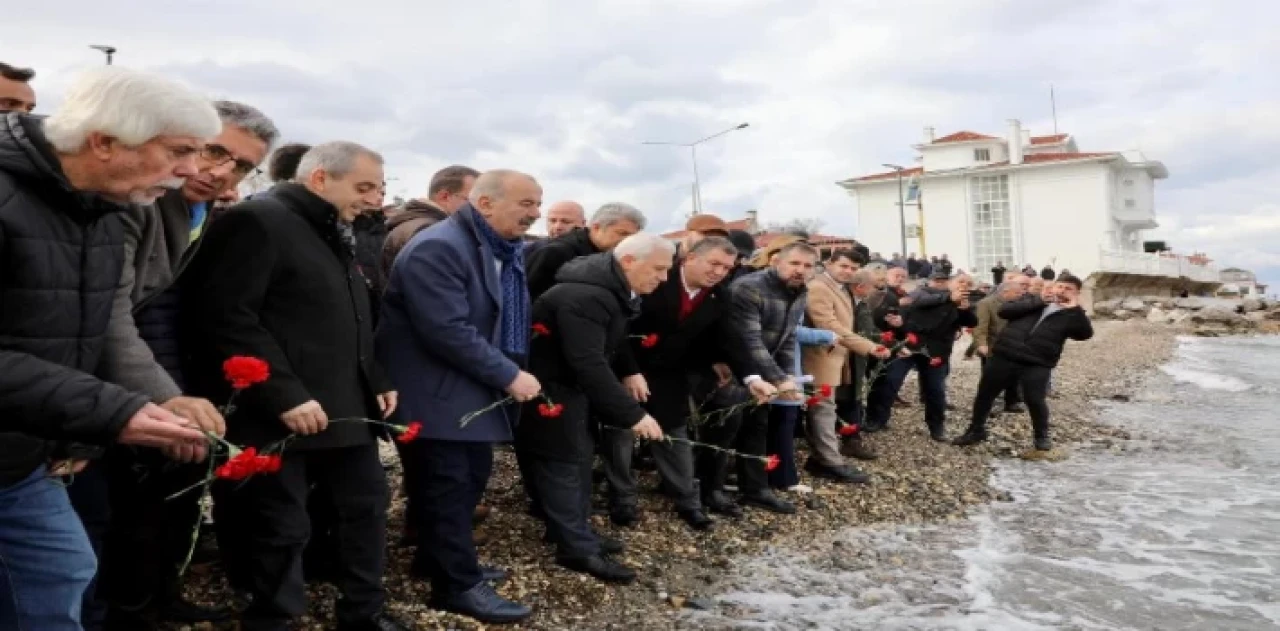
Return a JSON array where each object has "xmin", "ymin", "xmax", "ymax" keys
[{"xmin": 600, "ymin": 426, "xmax": 773, "ymax": 467}]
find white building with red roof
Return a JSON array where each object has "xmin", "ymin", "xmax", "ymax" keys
[{"xmin": 837, "ymin": 120, "xmax": 1216, "ymax": 284}]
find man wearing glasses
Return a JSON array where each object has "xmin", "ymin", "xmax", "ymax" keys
[{"xmin": 80, "ymin": 100, "xmax": 278, "ymax": 629}]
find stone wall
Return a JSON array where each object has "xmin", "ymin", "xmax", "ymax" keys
[
  {"xmin": 1081, "ymin": 272, "xmax": 1222, "ymax": 314},
  {"xmin": 1091, "ymin": 294, "xmax": 1280, "ymax": 336}
]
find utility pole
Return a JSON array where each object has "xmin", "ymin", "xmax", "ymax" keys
[
  {"xmin": 90, "ymin": 45, "xmax": 117, "ymax": 65},
  {"xmin": 643, "ymin": 122, "xmax": 749, "ymax": 215},
  {"xmin": 884, "ymin": 163, "xmax": 908, "ymax": 256}
]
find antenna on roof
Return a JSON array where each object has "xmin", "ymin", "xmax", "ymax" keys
[{"xmin": 1050, "ymin": 84, "xmax": 1058, "ymax": 135}]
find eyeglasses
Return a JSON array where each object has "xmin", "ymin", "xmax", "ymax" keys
[{"xmin": 200, "ymin": 144, "xmax": 260, "ymax": 177}]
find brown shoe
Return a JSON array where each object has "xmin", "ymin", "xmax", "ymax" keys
[
  {"xmin": 473, "ymin": 530, "xmax": 490, "ymax": 547},
  {"xmin": 473, "ymin": 505, "xmax": 491, "ymax": 524},
  {"xmin": 840, "ymin": 434, "xmax": 878, "ymax": 461}
]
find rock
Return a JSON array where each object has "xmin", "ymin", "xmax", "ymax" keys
[
  {"xmin": 1191, "ymin": 306, "xmax": 1255, "ymax": 330},
  {"xmin": 1174, "ymin": 296, "xmax": 1241, "ymax": 312},
  {"xmin": 1110, "ymin": 394, "xmax": 1131, "ymax": 402},
  {"xmin": 1146, "ymin": 306, "xmax": 1167, "ymax": 324},
  {"xmin": 1265, "ymin": 309, "xmax": 1280, "ymax": 321},
  {"xmin": 1112, "ymin": 309, "xmax": 1132, "ymax": 321},
  {"xmin": 1242, "ymin": 298, "xmax": 1265, "ymax": 313},
  {"xmin": 1169, "ymin": 309, "xmax": 1192, "ymax": 324},
  {"xmin": 1093, "ymin": 299, "xmax": 1120, "ymax": 317},
  {"xmin": 686, "ymin": 598, "xmax": 716, "ymax": 611},
  {"xmin": 668, "ymin": 595, "xmax": 687, "ymax": 609},
  {"xmin": 1120, "ymin": 297, "xmax": 1147, "ymax": 312}
]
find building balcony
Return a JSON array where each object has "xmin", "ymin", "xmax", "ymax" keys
[
  {"xmin": 1098, "ymin": 247, "xmax": 1219, "ymax": 283},
  {"xmin": 1112, "ymin": 206, "xmax": 1158, "ymax": 230}
]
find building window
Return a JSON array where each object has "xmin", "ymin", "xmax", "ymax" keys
[
  {"xmin": 974, "ymin": 148, "xmax": 991, "ymax": 161},
  {"xmin": 1124, "ymin": 199, "xmax": 1136, "ymax": 208},
  {"xmin": 969, "ymin": 175, "xmax": 1014, "ymax": 280}
]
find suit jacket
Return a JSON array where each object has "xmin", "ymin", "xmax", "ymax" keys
[
  {"xmin": 376, "ymin": 204, "xmax": 524, "ymax": 443},
  {"xmin": 801, "ymin": 273, "xmax": 876, "ymax": 390},
  {"xmin": 181, "ymin": 183, "xmax": 388, "ymax": 451}
]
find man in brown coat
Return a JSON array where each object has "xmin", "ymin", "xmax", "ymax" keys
[
  {"xmin": 802, "ymin": 255, "xmax": 888, "ymax": 483},
  {"xmin": 971, "ymin": 273, "xmax": 1031, "ymax": 414},
  {"xmin": 380, "ymin": 164, "xmax": 479, "ymax": 278}
]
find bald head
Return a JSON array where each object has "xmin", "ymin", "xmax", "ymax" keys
[{"xmin": 545, "ymin": 200, "xmax": 586, "ymax": 238}]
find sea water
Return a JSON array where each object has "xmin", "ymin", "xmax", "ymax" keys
[{"xmin": 691, "ymin": 335, "xmax": 1280, "ymax": 630}]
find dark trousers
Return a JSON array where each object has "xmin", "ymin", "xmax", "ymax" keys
[
  {"xmin": 516, "ymin": 449, "xmax": 542, "ymax": 517},
  {"xmin": 696, "ymin": 402, "xmax": 769, "ymax": 497},
  {"xmin": 980, "ymin": 356, "xmax": 1023, "ymax": 408},
  {"xmin": 527, "ymin": 456, "xmax": 599, "ymax": 560},
  {"xmin": 65, "ymin": 461, "xmax": 109, "ymax": 631},
  {"xmin": 764, "ymin": 406, "xmax": 801, "ymax": 489},
  {"xmin": 601, "ymin": 425, "xmax": 699, "ymax": 512},
  {"xmin": 866, "ymin": 355, "xmax": 948, "ymax": 432},
  {"xmin": 213, "ymin": 444, "xmax": 388, "ymax": 631},
  {"xmin": 410, "ymin": 439, "xmax": 492, "ymax": 597},
  {"xmin": 969, "ymin": 356, "xmax": 1052, "ymax": 440}
]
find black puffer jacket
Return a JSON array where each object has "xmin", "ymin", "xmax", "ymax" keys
[
  {"xmin": 516, "ymin": 253, "xmax": 646, "ymax": 463},
  {"xmin": 525, "ymin": 227, "xmax": 601, "ymax": 301},
  {"xmin": 993, "ymin": 295, "xmax": 1093, "ymax": 368},
  {"xmin": 0, "ymin": 113, "xmax": 149, "ymax": 484}
]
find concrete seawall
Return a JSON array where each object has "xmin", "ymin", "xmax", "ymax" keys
[{"xmin": 1082, "ymin": 272, "xmax": 1222, "ymax": 314}]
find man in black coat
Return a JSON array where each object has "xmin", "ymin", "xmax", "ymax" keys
[
  {"xmin": 524, "ymin": 202, "xmax": 645, "ymax": 300},
  {"xmin": 604, "ymin": 236, "xmax": 746, "ymax": 530},
  {"xmin": 954, "ymin": 275, "xmax": 1093, "ymax": 451},
  {"xmin": 516, "ymin": 235, "xmax": 669, "ymax": 585},
  {"xmin": 0, "ymin": 68, "xmax": 216, "ymax": 631},
  {"xmin": 181, "ymin": 141, "xmax": 407, "ymax": 631}
]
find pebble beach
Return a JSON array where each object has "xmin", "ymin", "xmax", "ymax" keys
[{"xmin": 180, "ymin": 320, "xmax": 1178, "ymax": 630}]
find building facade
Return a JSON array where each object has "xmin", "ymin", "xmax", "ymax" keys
[
  {"xmin": 1218, "ymin": 268, "xmax": 1269, "ymax": 298},
  {"xmin": 837, "ymin": 120, "xmax": 1214, "ymax": 283}
]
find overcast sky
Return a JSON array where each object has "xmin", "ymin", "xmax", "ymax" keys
[{"xmin": 5, "ymin": 0, "xmax": 1277, "ymax": 287}]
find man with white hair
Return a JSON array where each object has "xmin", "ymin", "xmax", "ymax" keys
[
  {"xmin": 82, "ymin": 99, "xmax": 277, "ymax": 630},
  {"xmin": 181, "ymin": 141, "xmax": 407, "ymax": 631},
  {"xmin": 517, "ymin": 234, "xmax": 668, "ymax": 584},
  {"xmin": 0, "ymin": 66, "xmax": 217, "ymax": 631},
  {"xmin": 525, "ymin": 201, "xmax": 646, "ymax": 300},
  {"xmin": 377, "ymin": 169, "xmax": 542, "ymax": 624}
]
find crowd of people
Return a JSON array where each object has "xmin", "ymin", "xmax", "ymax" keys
[{"xmin": 0, "ymin": 62, "xmax": 1093, "ymax": 630}]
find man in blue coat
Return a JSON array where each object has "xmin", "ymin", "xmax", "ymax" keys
[{"xmin": 377, "ymin": 169, "xmax": 543, "ymax": 625}]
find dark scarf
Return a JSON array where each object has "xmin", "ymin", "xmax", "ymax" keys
[{"xmin": 472, "ymin": 211, "xmax": 530, "ymax": 356}]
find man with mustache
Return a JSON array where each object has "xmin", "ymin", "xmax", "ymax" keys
[
  {"xmin": 82, "ymin": 100, "xmax": 277, "ymax": 630},
  {"xmin": 0, "ymin": 65, "xmax": 218, "ymax": 631}
]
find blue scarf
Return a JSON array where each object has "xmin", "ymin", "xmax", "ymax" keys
[{"xmin": 472, "ymin": 210, "xmax": 530, "ymax": 356}]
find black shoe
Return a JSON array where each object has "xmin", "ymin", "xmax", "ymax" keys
[
  {"xmin": 156, "ymin": 597, "xmax": 236, "ymax": 623},
  {"xmin": 557, "ymin": 555, "xmax": 637, "ymax": 584},
  {"xmin": 952, "ymin": 430, "xmax": 988, "ymax": 447},
  {"xmin": 480, "ymin": 565, "xmax": 508, "ymax": 583},
  {"xmin": 841, "ymin": 435, "xmax": 878, "ymax": 461},
  {"xmin": 805, "ymin": 461, "xmax": 871, "ymax": 484},
  {"xmin": 678, "ymin": 509, "xmax": 714, "ymax": 531},
  {"xmin": 598, "ymin": 535, "xmax": 625, "ymax": 555},
  {"xmin": 740, "ymin": 490, "xmax": 796, "ymax": 514},
  {"xmin": 1034, "ymin": 435, "xmax": 1053, "ymax": 451},
  {"xmin": 610, "ymin": 505, "xmax": 639, "ymax": 528},
  {"xmin": 928, "ymin": 426, "xmax": 948, "ymax": 442},
  {"xmin": 1003, "ymin": 403, "xmax": 1026, "ymax": 414},
  {"xmin": 703, "ymin": 491, "xmax": 744, "ymax": 518},
  {"xmin": 433, "ymin": 582, "xmax": 532, "ymax": 624},
  {"xmin": 339, "ymin": 611, "xmax": 415, "ymax": 631}
]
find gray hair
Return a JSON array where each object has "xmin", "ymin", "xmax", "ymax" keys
[
  {"xmin": 613, "ymin": 232, "xmax": 676, "ymax": 261},
  {"xmin": 468, "ymin": 169, "xmax": 537, "ymax": 204},
  {"xmin": 864, "ymin": 261, "xmax": 887, "ymax": 273},
  {"xmin": 688, "ymin": 235, "xmax": 737, "ymax": 258},
  {"xmin": 214, "ymin": 100, "xmax": 279, "ymax": 149},
  {"xmin": 591, "ymin": 202, "xmax": 647, "ymax": 231},
  {"xmin": 295, "ymin": 141, "xmax": 383, "ymax": 181},
  {"xmin": 44, "ymin": 66, "xmax": 221, "ymax": 152},
  {"xmin": 849, "ymin": 269, "xmax": 877, "ymax": 288}
]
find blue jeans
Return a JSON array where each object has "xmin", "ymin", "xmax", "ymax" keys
[{"xmin": 0, "ymin": 465, "xmax": 98, "ymax": 631}]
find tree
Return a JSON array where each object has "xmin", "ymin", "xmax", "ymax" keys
[{"xmin": 765, "ymin": 217, "xmax": 825, "ymax": 238}]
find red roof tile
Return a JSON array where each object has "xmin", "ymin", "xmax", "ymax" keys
[
  {"xmin": 1030, "ymin": 133, "xmax": 1069, "ymax": 145},
  {"xmin": 848, "ymin": 166, "xmax": 924, "ymax": 182},
  {"xmin": 932, "ymin": 131, "xmax": 999, "ymax": 143}
]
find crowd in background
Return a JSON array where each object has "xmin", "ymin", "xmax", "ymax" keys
[{"xmin": 0, "ymin": 62, "xmax": 1092, "ymax": 630}]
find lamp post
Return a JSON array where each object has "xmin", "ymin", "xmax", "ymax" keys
[
  {"xmin": 643, "ymin": 122, "xmax": 749, "ymax": 215},
  {"xmin": 883, "ymin": 163, "xmax": 908, "ymax": 257},
  {"xmin": 89, "ymin": 45, "xmax": 116, "ymax": 65}
]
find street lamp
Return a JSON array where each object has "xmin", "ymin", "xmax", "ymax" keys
[
  {"xmin": 89, "ymin": 45, "xmax": 117, "ymax": 65},
  {"xmin": 883, "ymin": 163, "xmax": 908, "ymax": 257},
  {"xmin": 643, "ymin": 122, "xmax": 749, "ymax": 215}
]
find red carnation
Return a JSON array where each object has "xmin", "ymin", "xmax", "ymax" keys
[
  {"xmin": 258, "ymin": 454, "xmax": 283, "ymax": 474},
  {"xmin": 222, "ymin": 356, "xmax": 270, "ymax": 390},
  {"xmin": 838, "ymin": 423, "xmax": 859, "ymax": 437},
  {"xmin": 640, "ymin": 334, "xmax": 660, "ymax": 348},
  {"xmin": 879, "ymin": 331, "xmax": 896, "ymax": 344},
  {"xmin": 215, "ymin": 447, "xmax": 260, "ymax": 481},
  {"xmin": 764, "ymin": 455, "xmax": 781, "ymax": 472},
  {"xmin": 929, "ymin": 356, "xmax": 944, "ymax": 368},
  {"xmin": 818, "ymin": 383, "xmax": 833, "ymax": 398},
  {"xmin": 532, "ymin": 323, "xmax": 551, "ymax": 337},
  {"xmin": 905, "ymin": 333, "xmax": 920, "ymax": 347},
  {"xmin": 538, "ymin": 403, "xmax": 564, "ymax": 418},
  {"xmin": 396, "ymin": 421, "xmax": 422, "ymax": 444},
  {"xmin": 804, "ymin": 396, "xmax": 821, "ymax": 407}
]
